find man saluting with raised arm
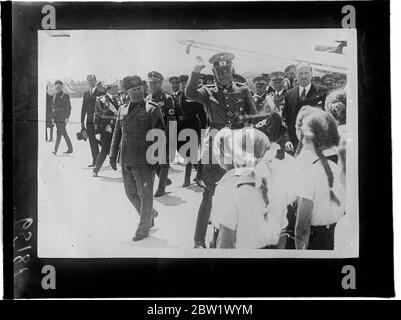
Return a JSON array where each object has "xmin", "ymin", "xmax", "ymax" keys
[{"xmin": 185, "ymin": 52, "xmax": 257, "ymax": 248}]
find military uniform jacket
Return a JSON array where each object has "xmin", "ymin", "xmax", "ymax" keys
[
  {"xmin": 110, "ymin": 99, "xmax": 165, "ymax": 168},
  {"xmin": 146, "ymin": 91, "xmax": 176, "ymax": 125},
  {"xmin": 177, "ymin": 93, "xmax": 208, "ymax": 133},
  {"xmin": 94, "ymin": 93, "xmax": 119, "ymax": 133},
  {"xmin": 52, "ymin": 91, "xmax": 71, "ymax": 121},
  {"xmin": 185, "ymin": 72, "xmax": 257, "ymax": 130},
  {"xmin": 171, "ymin": 90, "xmax": 183, "ymax": 107},
  {"xmin": 252, "ymin": 92, "xmax": 281, "ymax": 115},
  {"xmin": 272, "ymin": 89, "xmax": 287, "ymax": 116}
]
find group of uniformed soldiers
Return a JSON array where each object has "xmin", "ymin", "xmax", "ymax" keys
[{"xmin": 49, "ymin": 50, "xmax": 346, "ymax": 246}]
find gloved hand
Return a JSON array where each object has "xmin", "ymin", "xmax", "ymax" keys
[{"xmin": 109, "ymin": 157, "xmax": 117, "ymax": 171}]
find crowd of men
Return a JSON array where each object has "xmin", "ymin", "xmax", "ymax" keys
[{"xmin": 48, "ymin": 51, "xmax": 347, "ymax": 249}]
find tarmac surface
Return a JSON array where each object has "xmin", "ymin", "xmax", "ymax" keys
[
  {"xmin": 38, "ymin": 98, "xmax": 357, "ymax": 258},
  {"xmin": 38, "ymin": 98, "xmax": 212, "ymax": 258}
]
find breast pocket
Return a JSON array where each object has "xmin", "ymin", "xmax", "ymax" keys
[{"xmin": 229, "ymin": 93, "xmax": 245, "ymax": 113}]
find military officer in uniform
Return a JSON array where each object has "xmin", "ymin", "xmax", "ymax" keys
[
  {"xmin": 51, "ymin": 80, "xmax": 73, "ymax": 155},
  {"xmin": 252, "ymin": 75, "xmax": 279, "ymax": 115},
  {"xmin": 169, "ymin": 76, "xmax": 182, "ymax": 101},
  {"xmin": 92, "ymin": 82, "xmax": 119, "ymax": 177},
  {"xmin": 204, "ymin": 74, "xmax": 215, "ymax": 85},
  {"xmin": 142, "ymin": 80, "xmax": 149, "ymax": 98},
  {"xmin": 269, "ymin": 71, "xmax": 287, "ymax": 117},
  {"xmin": 177, "ymin": 74, "xmax": 208, "ymax": 187},
  {"xmin": 262, "ymin": 73, "xmax": 275, "ymax": 94},
  {"xmin": 311, "ymin": 76, "xmax": 322, "ymax": 85},
  {"xmin": 109, "ymin": 76, "xmax": 164, "ymax": 241},
  {"xmin": 285, "ymin": 65, "xmax": 297, "ymax": 89},
  {"xmin": 185, "ymin": 52, "xmax": 257, "ymax": 248},
  {"xmin": 146, "ymin": 71, "xmax": 175, "ymax": 197},
  {"xmin": 321, "ymin": 73, "xmax": 337, "ymax": 90},
  {"xmin": 252, "ymin": 75, "xmax": 269, "ymax": 112}
]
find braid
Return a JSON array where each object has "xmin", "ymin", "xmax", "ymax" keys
[
  {"xmin": 315, "ymin": 146, "xmax": 340, "ymax": 205},
  {"xmin": 294, "ymin": 131, "xmax": 304, "ymax": 157},
  {"xmin": 260, "ymin": 177, "xmax": 269, "ymax": 207}
]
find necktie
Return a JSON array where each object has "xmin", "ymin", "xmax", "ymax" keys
[{"xmin": 301, "ymin": 88, "xmax": 306, "ymax": 101}]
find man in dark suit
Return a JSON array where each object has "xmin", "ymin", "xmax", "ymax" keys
[
  {"xmin": 81, "ymin": 74, "xmax": 101, "ymax": 167},
  {"xmin": 283, "ymin": 62, "xmax": 328, "ymax": 151},
  {"xmin": 51, "ymin": 80, "xmax": 73, "ymax": 154},
  {"xmin": 45, "ymin": 85, "xmax": 54, "ymax": 142},
  {"xmin": 176, "ymin": 74, "xmax": 208, "ymax": 187}
]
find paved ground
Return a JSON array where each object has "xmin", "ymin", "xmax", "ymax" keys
[
  {"xmin": 38, "ymin": 99, "xmax": 357, "ymax": 258},
  {"xmin": 38, "ymin": 99, "xmax": 214, "ymax": 258},
  {"xmin": 38, "ymin": 124, "xmax": 216, "ymax": 257}
]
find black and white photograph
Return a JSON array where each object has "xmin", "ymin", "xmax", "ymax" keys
[
  {"xmin": 6, "ymin": 1, "xmax": 395, "ymax": 299},
  {"xmin": 37, "ymin": 28, "xmax": 358, "ymax": 258}
]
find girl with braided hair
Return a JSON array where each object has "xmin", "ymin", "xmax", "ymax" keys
[
  {"xmin": 213, "ymin": 127, "xmax": 295, "ymax": 249},
  {"xmin": 294, "ymin": 105, "xmax": 315, "ymax": 158},
  {"xmin": 294, "ymin": 109, "xmax": 345, "ymax": 250}
]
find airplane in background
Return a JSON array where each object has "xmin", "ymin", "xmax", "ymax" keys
[{"xmin": 178, "ymin": 39, "xmax": 348, "ymax": 76}]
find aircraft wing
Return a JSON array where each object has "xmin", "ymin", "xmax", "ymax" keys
[{"xmin": 178, "ymin": 39, "xmax": 347, "ymax": 74}]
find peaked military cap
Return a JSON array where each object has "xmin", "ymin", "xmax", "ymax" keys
[
  {"xmin": 54, "ymin": 80, "xmax": 63, "ymax": 85},
  {"xmin": 321, "ymin": 73, "xmax": 336, "ymax": 83},
  {"xmin": 311, "ymin": 76, "xmax": 322, "ymax": 83},
  {"xmin": 269, "ymin": 71, "xmax": 285, "ymax": 81},
  {"xmin": 122, "ymin": 76, "xmax": 143, "ymax": 90},
  {"xmin": 169, "ymin": 76, "xmax": 179, "ymax": 83},
  {"xmin": 284, "ymin": 65, "xmax": 296, "ymax": 73},
  {"xmin": 179, "ymin": 74, "xmax": 189, "ymax": 83},
  {"xmin": 262, "ymin": 73, "xmax": 271, "ymax": 80},
  {"xmin": 86, "ymin": 74, "xmax": 96, "ymax": 81},
  {"xmin": 209, "ymin": 52, "xmax": 235, "ymax": 67},
  {"xmin": 252, "ymin": 76, "xmax": 268, "ymax": 85},
  {"xmin": 148, "ymin": 71, "xmax": 164, "ymax": 82}
]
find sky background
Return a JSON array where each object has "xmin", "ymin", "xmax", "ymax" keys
[{"xmin": 39, "ymin": 29, "xmax": 354, "ymax": 82}]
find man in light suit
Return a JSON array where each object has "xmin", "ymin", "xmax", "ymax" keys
[{"xmin": 282, "ymin": 62, "xmax": 328, "ymax": 152}]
